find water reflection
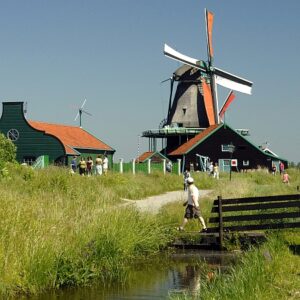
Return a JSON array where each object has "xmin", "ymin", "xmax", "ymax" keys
[{"xmin": 26, "ymin": 250, "xmax": 238, "ymax": 300}]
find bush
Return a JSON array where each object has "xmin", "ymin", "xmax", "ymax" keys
[{"xmin": 0, "ymin": 133, "xmax": 16, "ymax": 169}]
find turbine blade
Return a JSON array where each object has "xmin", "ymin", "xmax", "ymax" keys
[
  {"xmin": 74, "ymin": 112, "xmax": 79, "ymax": 121},
  {"xmin": 81, "ymin": 99, "xmax": 87, "ymax": 109}
]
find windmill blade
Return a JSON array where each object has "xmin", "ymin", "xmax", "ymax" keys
[
  {"xmin": 81, "ymin": 109, "xmax": 92, "ymax": 116},
  {"xmin": 205, "ymin": 9, "xmax": 214, "ymax": 64},
  {"xmin": 164, "ymin": 44, "xmax": 207, "ymax": 72},
  {"xmin": 214, "ymin": 67, "xmax": 253, "ymax": 95},
  {"xmin": 219, "ymin": 90, "xmax": 236, "ymax": 119},
  {"xmin": 81, "ymin": 99, "xmax": 87, "ymax": 109},
  {"xmin": 160, "ymin": 77, "xmax": 172, "ymax": 84},
  {"xmin": 74, "ymin": 112, "xmax": 79, "ymax": 121}
]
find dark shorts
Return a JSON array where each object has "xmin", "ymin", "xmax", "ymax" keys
[{"xmin": 184, "ymin": 205, "xmax": 201, "ymax": 219}]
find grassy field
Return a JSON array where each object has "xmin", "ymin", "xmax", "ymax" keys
[{"xmin": 0, "ymin": 163, "xmax": 299, "ymax": 298}]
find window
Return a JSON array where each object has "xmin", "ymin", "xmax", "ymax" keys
[{"xmin": 243, "ymin": 160, "xmax": 249, "ymax": 166}]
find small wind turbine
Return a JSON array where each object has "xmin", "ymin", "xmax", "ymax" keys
[{"xmin": 74, "ymin": 99, "xmax": 92, "ymax": 128}]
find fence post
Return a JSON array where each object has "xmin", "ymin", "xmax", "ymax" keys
[
  {"xmin": 119, "ymin": 158, "xmax": 123, "ymax": 174},
  {"xmin": 132, "ymin": 159, "xmax": 136, "ymax": 175},
  {"xmin": 147, "ymin": 159, "xmax": 151, "ymax": 174},
  {"xmin": 163, "ymin": 159, "xmax": 166, "ymax": 175},
  {"xmin": 177, "ymin": 159, "xmax": 181, "ymax": 175},
  {"xmin": 218, "ymin": 195, "xmax": 224, "ymax": 250}
]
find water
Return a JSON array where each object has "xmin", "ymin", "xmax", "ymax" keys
[{"xmin": 27, "ymin": 250, "xmax": 238, "ymax": 300}]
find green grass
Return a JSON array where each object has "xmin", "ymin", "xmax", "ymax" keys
[{"xmin": 0, "ymin": 163, "xmax": 299, "ymax": 297}]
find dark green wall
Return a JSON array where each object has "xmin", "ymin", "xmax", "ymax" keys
[{"xmin": 0, "ymin": 102, "xmax": 65, "ymax": 163}]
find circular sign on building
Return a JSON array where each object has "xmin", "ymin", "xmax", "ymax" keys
[{"xmin": 7, "ymin": 129, "xmax": 19, "ymax": 142}]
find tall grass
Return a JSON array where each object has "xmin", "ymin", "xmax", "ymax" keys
[{"xmin": 0, "ymin": 164, "xmax": 299, "ymax": 297}]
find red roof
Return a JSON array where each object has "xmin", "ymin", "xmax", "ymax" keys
[
  {"xmin": 136, "ymin": 151, "xmax": 154, "ymax": 162},
  {"xmin": 28, "ymin": 120, "xmax": 114, "ymax": 155},
  {"xmin": 169, "ymin": 124, "xmax": 220, "ymax": 156}
]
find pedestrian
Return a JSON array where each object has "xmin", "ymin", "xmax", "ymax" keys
[
  {"xmin": 177, "ymin": 177, "xmax": 207, "ymax": 232},
  {"xmin": 271, "ymin": 164, "xmax": 277, "ymax": 175},
  {"xmin": 95, "ymin": 155, "xmax": 103, "ymax": 175},
  {"xmin": 166, "ymin": 160, "xmax": 173, "ymax": 173},
  {"xmin": 78, "ymin": 157, "xmax": 87, "ymax": 176},
  {"xmin": 208, "ymin": 162, "xmax": 214, "ymax": 176},
  {"xmin": 103, "ymin": 155, "xmax": 109, "ymax": 175},
  {"xmin": 213, "ymin": 163, "xmax": 219, "ymax": 180},
  {"xmin": 279, "ymin": 161, "xmax": 285, "ymax": 175},
  {"xmin": 71, "ymin": 156, "xmax": 77, "ymax": 173},
  {"xmin": 86, "ymin": 156, "xmax": 93, "ymax": 176},
  {"xmin": 282, "ymin": 171, "xmax": 290, "ymax": 184},
  {"xmin": 183, "ymin": 169, "xmax": 191, "ymax": 191}
]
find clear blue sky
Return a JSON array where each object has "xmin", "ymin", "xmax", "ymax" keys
[{"xmin": 0, "ymin": 1, "xmax": 299, "ymax": 162}]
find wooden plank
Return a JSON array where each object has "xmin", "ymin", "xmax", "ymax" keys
[
  {"xmin": 213, "ymin": 194, "xmax": 300, "ymax": 205},
  {"xmin": 218, "ymin": 196, "xmax": 223, "ymax": 250},
  {"xmin": 222, "ymin": 221, "xmax": 300, "ymax": 232},
  {"xmin": 211, "ymin": 201, "xmax": 300, "ymax": 213},
  {"xmin": 209, "ymin": 211, "xmax": 300, "ymax": 223}
]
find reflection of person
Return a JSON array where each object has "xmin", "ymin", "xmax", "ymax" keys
[
  {"xmin": 177, "ymin": 177, "xmax": 207, "ymax": 232},
  {"xmin": 95, "ymin": 155, "xmax": 103, "ymax": 175},
  {"xmin": 103, "ymin": 155, "xmax": 109, "ymax": 175}
]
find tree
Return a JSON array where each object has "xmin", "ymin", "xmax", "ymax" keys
[{"xmin": 0, "ymin": 133, "xmax": 16, "ymax": 169}]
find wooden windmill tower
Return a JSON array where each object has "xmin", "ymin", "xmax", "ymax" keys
[
  {"xmin": 163, "ymin": 9, "xmax": 253, "ymax": 129},
  {"xmin": 142, "ymin": 9, "xmax": 253, "ymax": 155}
]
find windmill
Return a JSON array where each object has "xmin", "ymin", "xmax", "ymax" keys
[
  {"xmin": 74, "ymin": 99, "xmax": 92, "ymax": 128},
  {"xmin": 163, "ymin": 9, "xmax": 253, "ymax": 128}
]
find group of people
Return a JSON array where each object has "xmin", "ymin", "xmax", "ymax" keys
[
  {"xmin": 208, "ymin": 162, "xmax": 219, "ymax": 179},
  {"xmin": 70, "ymin": 155, "xmax": 109, "ymax": 176},
  {"xmin": 271, "ymin": 161, "xmax": 290, "ymax": 184}
]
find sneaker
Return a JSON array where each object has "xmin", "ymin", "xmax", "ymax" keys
[{"xmin": 176, "ymin": 227, "xmax": 184, "ymax": 231}]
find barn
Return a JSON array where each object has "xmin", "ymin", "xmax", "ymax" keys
[
  {"xmin": 168, "ymin": 123, "xmax": 287, "ymax": 172},
  {"xmin": 0, "ymin": 102, "xmax": 115, "ymax": 166}
]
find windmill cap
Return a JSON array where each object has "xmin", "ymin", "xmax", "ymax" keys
[{"xmin": 187, "ymin": 177, "xmax": 194, "ymax": 184}]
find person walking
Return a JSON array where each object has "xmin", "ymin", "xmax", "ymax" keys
[
  {"xmin": 208, "ymin": 162, "xmax": 214, "ymax": 176},
  {"xmin": 103, "ymin": 155, "xmax": 109, "ymax": 175},
  {"xmin": 70, "ymin": 156, "xmax": 77, "ymax": 173},
  {"xmin": 86, "ymin": 156, "xmax": 93, "ymax": 176},
  {"xmin": 177, "ymin": 177, "xmax": 207, "ymax": 232},
  {"xmin": 213, "ymin": 163, "xmax": 219, "ymax": 180},
  {"xmin": 95, "ymin": 155, "xmax": 103, "ymax": 175},
  {"xmin": 282, "ymin": 171, "xmax": 290, "ymax": 184},
  {"xmin": 279, "ymin": 161, "xmax": 285, "ymax": 175}
]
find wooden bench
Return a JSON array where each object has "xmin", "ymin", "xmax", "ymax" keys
[{"xmin": 208, "ymin": 194, "xmax": 300, "ymax": 249}]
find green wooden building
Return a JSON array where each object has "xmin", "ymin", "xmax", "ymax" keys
[{"xmin": 0, "ymin": 102, "xmax": 115, "ymax": 166}]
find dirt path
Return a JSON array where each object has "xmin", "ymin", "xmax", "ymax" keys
[{"xmin": 122, "ymin": 189, "xmax": 212, "ymax": 214}]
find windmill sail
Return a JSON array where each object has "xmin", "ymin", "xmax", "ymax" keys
[
  {"xmin": 164, "ymin": 44, "xmax": 206, "ymax": 72},
  {"xmin": 214, "ymin": 68, "xmax": 253, "ymax": 95},
  {"xmin": 219, "ymin": 90, "xmax": 236, "ymax": 119},
  {"xmin": 205, "ymin": 9, "xmax": 214, "ymax": 62},
  {"xmin": 201, "ymin": 78, "xmax": 216, "ymax": 125}
]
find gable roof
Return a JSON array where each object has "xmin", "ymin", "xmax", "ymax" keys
[
  {"xmin": 136, "ymin": 151, "xmax": 169, "ymax": 163},
  {"xmin": 28, "ymin": 120, "xmax": 114, "ymax": 155},
  {"xmin": 169, "ymin": 124, "xmax": 220, "ymax": 156}
]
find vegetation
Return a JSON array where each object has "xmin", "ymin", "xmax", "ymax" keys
[{"xmin": 0, "ymin": 163, "xmax": 299, "ymax": 298}]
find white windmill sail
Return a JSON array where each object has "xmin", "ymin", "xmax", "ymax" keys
[{"xmin": 214, "ymin": 68, "xmax": 253, "ymax": 95}]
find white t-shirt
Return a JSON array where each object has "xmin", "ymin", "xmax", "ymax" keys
[
  {"xmin": 103, "ymin": 157, "xmax": 108, "ymax": 169},
  {"xmin": 187, "ymin": 185, "xmax": 199, "ymax": 207}
]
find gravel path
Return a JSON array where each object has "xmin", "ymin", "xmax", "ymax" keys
[{"xmin": 122, "ymin": 189, "xmax": 212, "ymax": 214}]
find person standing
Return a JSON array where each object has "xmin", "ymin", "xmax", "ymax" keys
[
  {"xmin": 183, "ymin": 169, "xmax": 191, "ymax": 191},
  {"xmin": 213, "ymin": 163, "xmax": 219, "ymax": 180},
  {"xmin": 208, "ymin": 162, "xmax": 214, "ymax": 176},
  {"xmin": 71, "ymin": 156, "xmax": 77, "ymax": 173},
  {"xmin": 177, "ymin": 177, "xmax": 207, "ymax": 232},
  {"xmin": 279, "ymin": 161, "xmax": 285, "ymax": 175},
  {"xmin": 78, "ymin": 157, "xmax": 87, "ymax": 176},
  {"xmin": 86, "ymin": 156, "xmax": 93, "ymax": 176},
  {"xmin": 103, "ymin": 155, "xmax": 109, "ymax": 175},
  {"xmin": 282, "ymin": 171, "xmax": 290, "ymax": 184},
  {"xmin": 95, "ymin": 155, "xmax": 103, "ymax": 175}
]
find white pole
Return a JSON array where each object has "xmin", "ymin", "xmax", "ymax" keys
[
  {"xmin": 163, "ymin": 159, "xmax": 166, "ymax": 175},
  {"xmin": 132, "ymin": 159, "xmax": 136, "ymax": 175},
  {"xmin": 119, "ymin": 158, "xmax": 123, "ymax": 174},
  {"xmin": 147, "ymin": 159, "xmax": 151, "ymax": 174},
  {"xmin": 177, "ymin": 159, "xmax": 181, "ymax": 175}
]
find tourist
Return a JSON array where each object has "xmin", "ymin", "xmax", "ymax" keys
[
  {"xmin": 78, "ymin": 157, "xmax": 87, "ymax": 176},
  {"xmin": 86, "ymin": 156, "xmax": 93, "ymax": 176},
  {"xmin": 103, "ymin": 155, "xmax": 109, "ymax": 175},
  {"xmin": 208, "ymin": 162, "xmax": 214, "ymax": 176},
  {"xmin": 183, "ymin": 169, "xmax": 191, "ymax": 191},
  {"xmin": 282, "ymin": 171, "xmax": 290, "ymax": 184},
  {"xmin": 95, "ymin": 155, "xmax": 103, "ymax": 175},
  {"xmin": 177, "ymin": 177, "xmax": 207, "ymax": 232},
  {"xmin": 279, "ymin": 161, "xmax": 285, "ymax": 175},
  {"xmin": 166, "ymin": 160, "xmax": 173, "ymax": 173},
  {"xmin": 271, "ymin": 164, "xmax": 277, "ymax": 175},
  {"xmin": 213, "ymin": 163, "xmax": 219, "ymax": 180},
  {"xmin": 71, "ymin": 156, "xmax": 77, "ymax": 173}
]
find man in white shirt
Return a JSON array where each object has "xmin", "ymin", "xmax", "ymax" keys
[{"xmin": 177, "ymin": 177, "xmax": 207, "ymax": 232}]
